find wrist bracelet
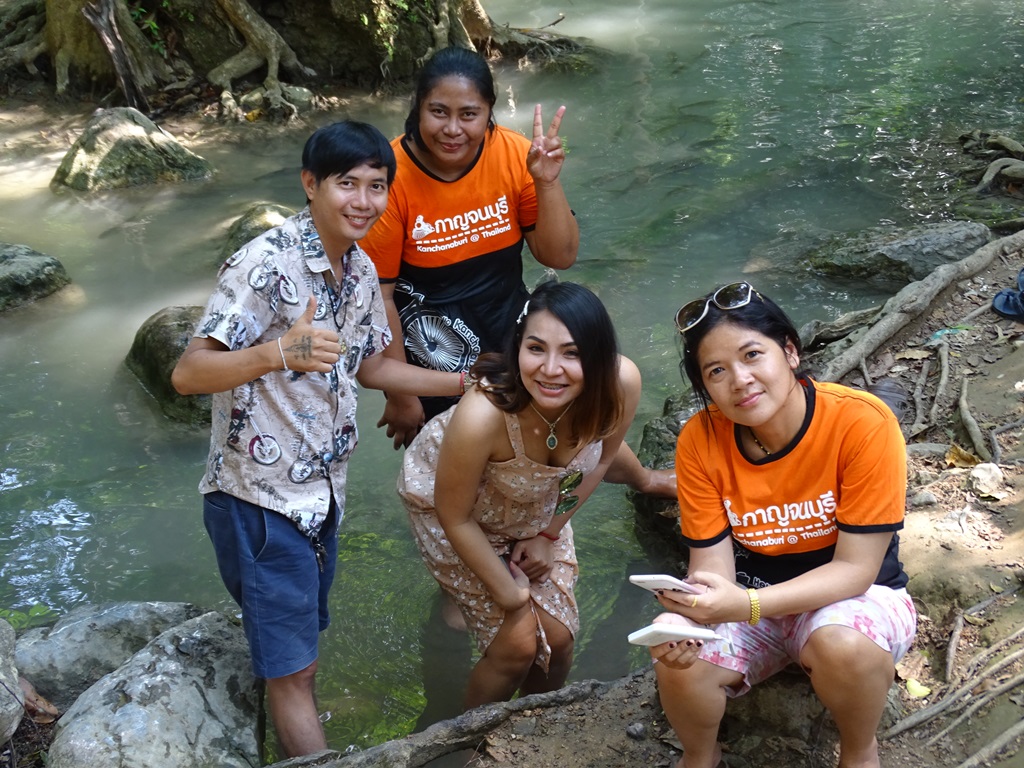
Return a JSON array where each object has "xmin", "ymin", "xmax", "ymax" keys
[
  {"xmin": 746, "ymin": 588, "xmax": 761, "ymax": 626},
  {"xmin": 277, "ymin": 337, "xmax": 290, "ymax": 372},
  {"xmin": 459, "ymin": 370, "xmax": 466, "ymax": 395},
  {"xmin": 537, "ymin": 530, "xmax": 559, "ymax": 542}
]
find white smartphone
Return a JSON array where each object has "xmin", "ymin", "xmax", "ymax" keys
[
  {"xmin": 627, "ymin": 622, "xmax": 725, "ymax": 646},
  {"xmin": 629, "ymin": 573, "xmax": 703, "ymax": 595}
]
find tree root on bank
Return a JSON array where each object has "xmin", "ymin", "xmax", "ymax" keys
[
  {"xmin": 0, "ymin": 0, "xmax": 46, "ymax": 80},
  {"xmin": 207, "ymin": 0, "xmax": 316, "ymax": 121},
  {"xmin": 273, "ymin": 678, "xmax": 612, "ymax": 768},
  {"xmin": 909, "ymin": 358, "xmax": 932, "ymax": 436},
  {"xmin": 418, "ymin": 0, "xmax": 594, "ymax": 76},
  {"xmin": 884, "ymin": 603, "xmax": 1024, "ymax": 742},
  {"xmin": 927, "ymin": 340, "xmax": 951, "ymax": 432},
  {"xmin": 957, "ymin": 377, "xmax": 992, "ymax": 462},
  {"xmin": 990, "ymin": 416, "xmax": 1024, "ymax": 466},
  {"xmin": 815, "ymin": 231, "xmax": 1024, "ymax": 383},
  {"xmin": 884, "ymin": 608, "xmax": 1024, "ymax": 768}
]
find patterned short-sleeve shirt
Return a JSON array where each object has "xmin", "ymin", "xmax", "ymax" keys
[{"xmin": 195, "ymin": 207, "xmax": 391, "ymax": 536}]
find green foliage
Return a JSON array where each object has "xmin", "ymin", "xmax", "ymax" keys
[
  {"xmin": 0, "ymin": 603, "xmax": 59, "ymax": 630},
  {"xmin": 129, "ymin": 1, "xmax": 195, "ymax": 59},
  {"xmin": 162, "ymin": 0, "xmax": 194, "ymax": 23}
]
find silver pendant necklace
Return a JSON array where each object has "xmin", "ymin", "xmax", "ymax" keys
[{"xmin": 530, "ymin": 401, "xmax": 573, "ymax": 450}]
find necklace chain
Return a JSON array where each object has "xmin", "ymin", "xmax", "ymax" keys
[
  {"xmin": 530, "ymin": 402, "xmax": 573, "ymax": 450},
  {"xmin": 749, "ymin": 427, "xmax": 771, "ymax": 456}
]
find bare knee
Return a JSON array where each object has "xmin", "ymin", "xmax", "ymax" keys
[
  {"xmin": 486, "ymin": 630, "xmax": 539, "ymax": 674},
  {"xmin": 801, "ymin": 626, "xmax": 891, "ymax": 677},
  {"xmin": 267, "ymin": 660, "xmax": 319, "ymax": 697}
]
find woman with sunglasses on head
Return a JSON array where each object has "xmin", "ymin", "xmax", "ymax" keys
[
  {"xmin": 399, "ymin": 280, "xmax": 641, "ymax": 709},
  {"xmin": 650, "ymin": 283, "xmax": 917, "ymax": 768},
  {"xmin": 361, "ymin": 46, "xmax": 672, "ymax": 498}
]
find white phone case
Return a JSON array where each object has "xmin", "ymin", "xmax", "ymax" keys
[
  {"xmin": 629, "ymin": 573, "xmax": 703, "ymax": 594},
  {"xmin": 627, "ymin": 623, "xmax": 724, "ymax": 646}
]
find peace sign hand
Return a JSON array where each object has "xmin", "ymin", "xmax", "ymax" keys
[{"xmin": 526, "ymin": 103, "xmax": 568, "ymax": 185}]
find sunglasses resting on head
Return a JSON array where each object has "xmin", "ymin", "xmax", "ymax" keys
[{"xmin": 674, "ymin": 281, "xmax": 758, "ymax": 334}]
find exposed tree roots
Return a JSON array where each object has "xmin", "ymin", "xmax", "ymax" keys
[{"xmin": 885, "ymin": 595, "xmax": 1024, "ymax": 768}]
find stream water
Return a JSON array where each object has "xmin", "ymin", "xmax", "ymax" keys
[{"xmin": 1, "ymin": 0, "xmax": 1022, "ymax": 755}]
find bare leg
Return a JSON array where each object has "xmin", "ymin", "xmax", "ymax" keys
[
  {"xmin": 266, "ymin": 660, "xmax": 327, "ymax": 758},
  {"xmin": 603, "ymin": 441, "xmax": 677, "ymax": 498},
  {"xmin": 463, "ymin": 603, "xmax": 539, "ymax": 709},
  {"xmin": 655, "ymin": 658, "xmax": 742, "ymax": 768},
  {"xmin": 520, "ymin": 609, "xmax": 574, "ymax": 696},
  {"xmin": 801, "ymin": 625, "xmax": 894, "ymax": 768}
]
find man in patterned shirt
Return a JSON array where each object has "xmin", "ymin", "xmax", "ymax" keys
[{"xmin": 172, "ymin": 121, "xmax": 463, "ymax": 757}]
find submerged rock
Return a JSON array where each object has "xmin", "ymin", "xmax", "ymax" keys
[
  {"xmin": 124, "ymin": 305, "xmax": 208, "ymax": 425},
  {"xmin": 0, "ymin": 243, "xmax": 71, "ymax": 312}
]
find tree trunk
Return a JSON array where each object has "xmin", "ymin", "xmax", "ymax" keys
[{"xmin": 81, "ymin": 0, "xmax": 148, "ymax": 111}]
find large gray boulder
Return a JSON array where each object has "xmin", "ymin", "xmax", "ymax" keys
[
  {"xmin": 124, "ymin": 305, "xmax": 209, "ymax": 425},
  {"xmin": 747, "ymin": 221, "xmax": 992, "ymax": 286},
  {"xmin": 46, "ymin": 611, "xmax": 260, "ymax": 768},
  {"xmin": 15, "ymin": 601, "xmax": 205, "ymax": 712},
  {"xmin": 0, "ymin": 243, "xmax": 71, "ymax": 312},
  {"xmin": 802, "ymin": 221, "xmax": 991, "ymax": 284},
  {"xmin": 0, "ymin": 619, "xmax": 24, "ymax": 743},
  {"xmin": 51, "ymin": 107, "xmax": 213, "ymax": 192}
]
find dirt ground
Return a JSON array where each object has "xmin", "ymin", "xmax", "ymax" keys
[{"xmin": 2, "ymin": 91, "xmax": 1023, "ymax": 768}]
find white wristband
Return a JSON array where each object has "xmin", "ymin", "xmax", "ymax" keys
[{"xmin": 277, "ymin": 337, "xmax": 290, "ymax": 371}]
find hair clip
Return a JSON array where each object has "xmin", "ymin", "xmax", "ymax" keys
[{"xmin": 516, "ymin": 300, "xmax": 530, "ymax": 325}]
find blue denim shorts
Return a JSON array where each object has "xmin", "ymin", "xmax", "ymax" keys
[{"xmin": 203, "ymin": 491, "xmax": 339, "ymax": 679}]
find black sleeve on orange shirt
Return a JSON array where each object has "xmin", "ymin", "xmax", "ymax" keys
[
  {"xmin": 678, "ymin": 524, "xmax": 732, "ymax": 549},
  {"xmin": 836, "ymin": 520, "xmax": 905, "ymax": 534}
]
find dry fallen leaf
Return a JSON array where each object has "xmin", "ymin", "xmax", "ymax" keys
[
  {"xmin": 946, "ymin": 443, "xmax": 981, "ymax": 468},
  {"xmin": 896, "ymin": 349, "xmax": 932, "ymax": 360},
  {"xmin": 906, "ymin": 678, "xmax": 932, "ymax": 698}
]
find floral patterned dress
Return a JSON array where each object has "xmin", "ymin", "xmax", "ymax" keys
[{"xmin": 399, "ymin": 408, "xmax": 602, "ymax": 669}]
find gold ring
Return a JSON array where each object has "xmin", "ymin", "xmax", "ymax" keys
[{"xmin": 690, "ymin": 595, "xmax": 699, "ymax": 608}]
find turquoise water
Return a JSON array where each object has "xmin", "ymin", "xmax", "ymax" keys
[{"xmin": 1, "ymin": 0, "xmax": 1022, "ymax": 753}]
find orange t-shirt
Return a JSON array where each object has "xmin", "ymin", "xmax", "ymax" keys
[
  {"xmin": 361, "ymin": 126, "xmax": 538, "ymax": 279},
  {"xmin": 359, "ymin": 127, "xmax": 540, "ymax": 395},
  {"xmin": 675, "ymin": 379, "xmax": 908, "ymax": 588}
]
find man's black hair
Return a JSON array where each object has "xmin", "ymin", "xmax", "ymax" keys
[{"xmin": 302, "ymin": 120, "xmax": 397, "ymax": 187}]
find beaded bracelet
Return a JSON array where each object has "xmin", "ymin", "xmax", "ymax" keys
[
  {"xmin": 746, "ymin": 588, "xmax": 761, "ymax": 626},
  {"xmin": 537, "ymin": 530, "xmax": 559, "ymax": 542}
]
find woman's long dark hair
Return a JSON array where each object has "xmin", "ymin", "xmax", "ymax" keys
[
  {"xmin": 472, "ymin": 280, "xmax": 623, "ymax": 448},
  {"xmin": 404, "ymin": 46, "xmax": 498, "ymax": 151},
  {"xmin": 679, "ymin": 286, "xmax": 804, "ymax": 414}
]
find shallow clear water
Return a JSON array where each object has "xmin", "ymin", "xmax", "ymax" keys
[{"xmin": 1, "ymin": 0, "xmax": 1022, "ymax": 753}]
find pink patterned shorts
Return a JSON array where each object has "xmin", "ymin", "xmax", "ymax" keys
[{"xmin": 701, "ymin": 585, "xmax": 917, "ymax": 697}]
